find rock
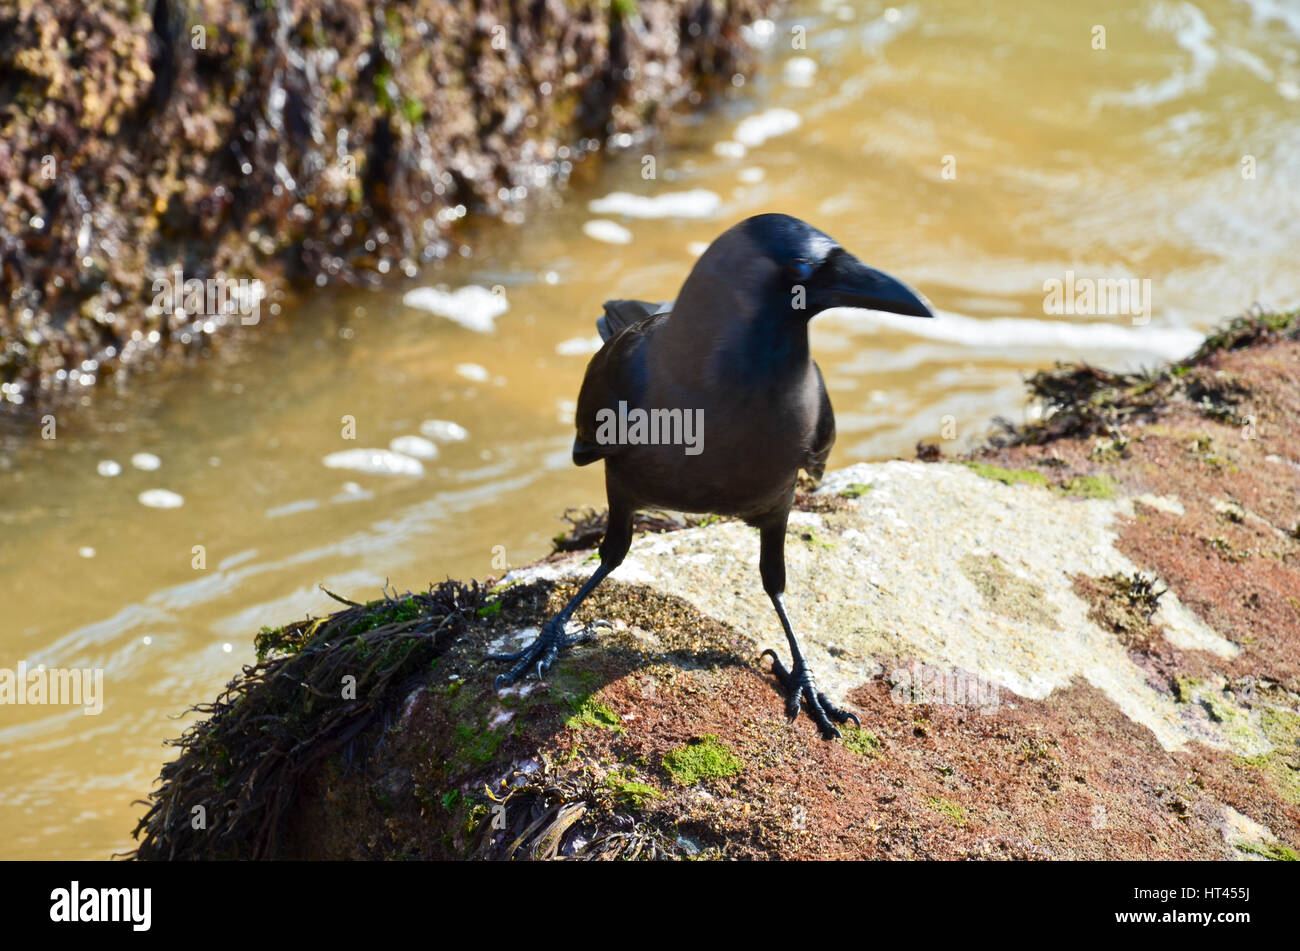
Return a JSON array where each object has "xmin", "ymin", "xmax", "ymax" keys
[
  {"xmin": 0, "ymin": 0, "xmax": 780, "ymax": 410},
  {"xmin": 132, "ymin": 313, "xmax": 1300, "ymax": 860}
]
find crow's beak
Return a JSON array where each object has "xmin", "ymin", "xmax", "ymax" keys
[{"xmin": 825, "ymin": 248, "xmax": 936, "ymax": 319}]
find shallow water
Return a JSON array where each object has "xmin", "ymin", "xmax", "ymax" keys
[{"xmin": 3, "ymin": 0, "xmax": 1299, "ymax": 859}]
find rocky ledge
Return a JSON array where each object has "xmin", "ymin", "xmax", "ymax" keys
[
  {"xmin": 0, "ymin": 0, "xmax": 777, "ymax": 411},
  {"xmin": 132, "ymin": 311, "xmax": 1300, "ymax": 860}
]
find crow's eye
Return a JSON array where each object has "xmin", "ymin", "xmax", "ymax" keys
[{"xmin": 789, "ymin": 258, "xmax": 815, "ymax": 281}]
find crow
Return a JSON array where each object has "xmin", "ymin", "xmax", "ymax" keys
[{"xmin": 491, "ymin": 213, "xmax": 935, "ymax": 739}]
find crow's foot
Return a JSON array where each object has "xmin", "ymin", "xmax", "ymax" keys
[
  {"xmin": 489, "ymin": 618, "xmax": 612, "ymax": 689},
  {"xmin": 760, "ymin": 649, "xmax": 860, "ymax": 740}
]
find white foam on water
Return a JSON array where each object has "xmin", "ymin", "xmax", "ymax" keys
[
  {"xmin": 138, "ymin": 489, "xmax": 184, "ymax": 508},
  {"xmin": 733, "ymin": 108, "xmax": 801, "ymax": 147},
  {"xmin": 825, "ymin": 307, "xmax": 1203, "ymax": 360},
  {"xmin": 402, "ymin": 284, "xmax": 507, "ymax": 333},
  {"xmin": 1235, "ymin": 0, "xmax": 1300, "ymax": 38},
  {"xmin": 321, "ymin": 449, "xmax": 424, "ymax": 477},
  {"xmin": 582, "ymin": 219, "xmax": 633, "ymax": 244},
  {"xmin": 783, "ymin": 56, "xmax": 818, "ymax": 86},
  {"xmin": 265, "ymin": 498, "xmax": 321, "ymax": 519},
  {"xmin": 131, "ymin": 452, "xmax": 161, "ymax": 471},
  {"xmin": 861, "ymin": 4, "xmax": 918, "ymax": 51},
  {"xmin": 96, "ymin": 460, "xmax": 121, "ymax": 478},
  {"xmin": 556, "ymin": 335, "xmax": 604, "ymax": 356},
  {"xmin": 1093, "ymin": 2, "xmax": 1219, "ymax": 108},
  {"xmin": 454, "ymin": 363, "xmax": 490, "ymax": 382},
  {"xmin": 587, "ymin": 189, "xmax": 721, "ymax": 219},
  {"xmin": 420, "ymin": 419, "xmax": 469, "ymax": 442},
  {"xmin": 389, "ymin": 435, "xmax": 439, "ymax": 459}
]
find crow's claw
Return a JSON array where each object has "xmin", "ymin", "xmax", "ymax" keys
[
  {"xmin": 489, "ymin": 617, "xmax": 609, "ymax": 689},
  {"xmin": 760, "ymin": 649, "xmax": 859, "ymax": 741}
]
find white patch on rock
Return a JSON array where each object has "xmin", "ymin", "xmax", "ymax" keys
[
  {"xmin": 1220, "ymin": 805, "xmax": 1283, "ymax": 859},
  {"xmin": 1134, "ymin": 493, "xmax": 1185, "ymax": 515},
  {"xmin": 401, "ymin": 687, "xmax": 425, "ymax": 723},
  {"xmin": 488, "ymin": 627, "xmax": 537, "ymax": 657},
  {"xmin": 513, "ymin": 460, "xmax": 1260, "ymax": 755}
]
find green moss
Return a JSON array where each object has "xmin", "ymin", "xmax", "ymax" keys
[
  {"xmin": 927, "ymin": 796, "xmax": 968, "ymax": 826},
  {"xmin": 254, "ymin": 624, "xmax": 290, "ymax": 660},
  {"xmin": 604, "ymin": 772, "xmax": 663, "ymax": 808},
  {"xmin": 1259, "ymin": 707, "xmax": 1300, "ymax": 744},
  {"xmin": 1208, "ymin": 536, "xmax": 1249, "ymax": 562},
  {"xmin": 476, "ymin": 599, "xmax": 502, "ymax": 618},
  {"xmin": 353, "ymin": 596, "xmax": 423, "ymax": 632},
  {"xmin": 1197, "ymin": 310, "xmax": 1297, "ymax": 356},
  {"xmin": 1172, "ymin": 675, "xmax": 1201, "ymax": 703},
  {"xmin": 1235, "ymin": 706, "xmax": 1300, "ymax": 806},
  {"xmin": 841, "ymin": 725, "xmax": 882, "ymax": 757},
  {"xmin": 453, "ymin": 721, "xmax": 505, "ymax": 767},
  {"xmin": 962, "ymin": 461, "xmax": 1048, "ymax": 488},
  {"xmin": 1057, "ymin": 475, "xmax": 1115, "ymax": 499},
  {"xmin": 1237, "ymin": 841, "xmax": 1298, "ymax": 861},
  {"xmin": 610, "ymin": 0, "xmax": 640, "ymax": 20},
  {"xmin": 663, "ymin": 734, "xmax": 744, "ymax": 785},
  {"xmin": 796, "ymin": 526, "xmax": 836, "ymax": 549},
  {"xmin": 548, "ymin": 665, "xmax": 622, "ymax": 732},
  {"xmin": 566, "ymin": 696, "xmax": 623, "ymax": 732},
  {"xmin": 839, "ymin": 482, "xmax": 873, "ymax": 499}
]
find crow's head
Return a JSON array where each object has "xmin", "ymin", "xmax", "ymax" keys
[{"xmin": 692, "ymin": 213, "xmax": 935, "ymax": 321}]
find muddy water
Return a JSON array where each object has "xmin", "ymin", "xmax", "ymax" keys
[{"xmin": 3, "ymin": 0, "xmax": 1300, "ymax": 859}]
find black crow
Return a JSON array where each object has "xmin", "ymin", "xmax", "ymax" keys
[{"xmin": 491, "ymin": 213, "xmax": 935, "ymax": 739}]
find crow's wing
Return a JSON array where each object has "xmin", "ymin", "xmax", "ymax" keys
[
  {"xmin": 597, "ymin": 299, "xmax": 673, "ymax": 343},
  {"xmin": 573, "ymin": 305, "xmax": 671, "ymax": 466},
  {"xmin": 804, "ymin": 361, "xmax": 835, "ymax": 483}
]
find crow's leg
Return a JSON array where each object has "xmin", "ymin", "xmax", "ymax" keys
[
  {"xmin": 489, "ymin": 497, "xmax": 634, "ymax": 689},
  {"xmin": 757, "ymin": 510, "xmax": 860, "ymax": 740}
]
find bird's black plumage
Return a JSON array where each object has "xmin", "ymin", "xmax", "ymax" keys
[{"xmin": 492, "ymin": 213, "xmax": 935, "ymax": 739}]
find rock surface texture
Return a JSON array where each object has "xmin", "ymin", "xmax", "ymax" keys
[
  {"xmin": 133, "ymin": 313, "xmax": 1300, "ymax": 860},
  {"xmin": 0, "ymin": 0, "xmax": 778, "ymax": 409}
]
